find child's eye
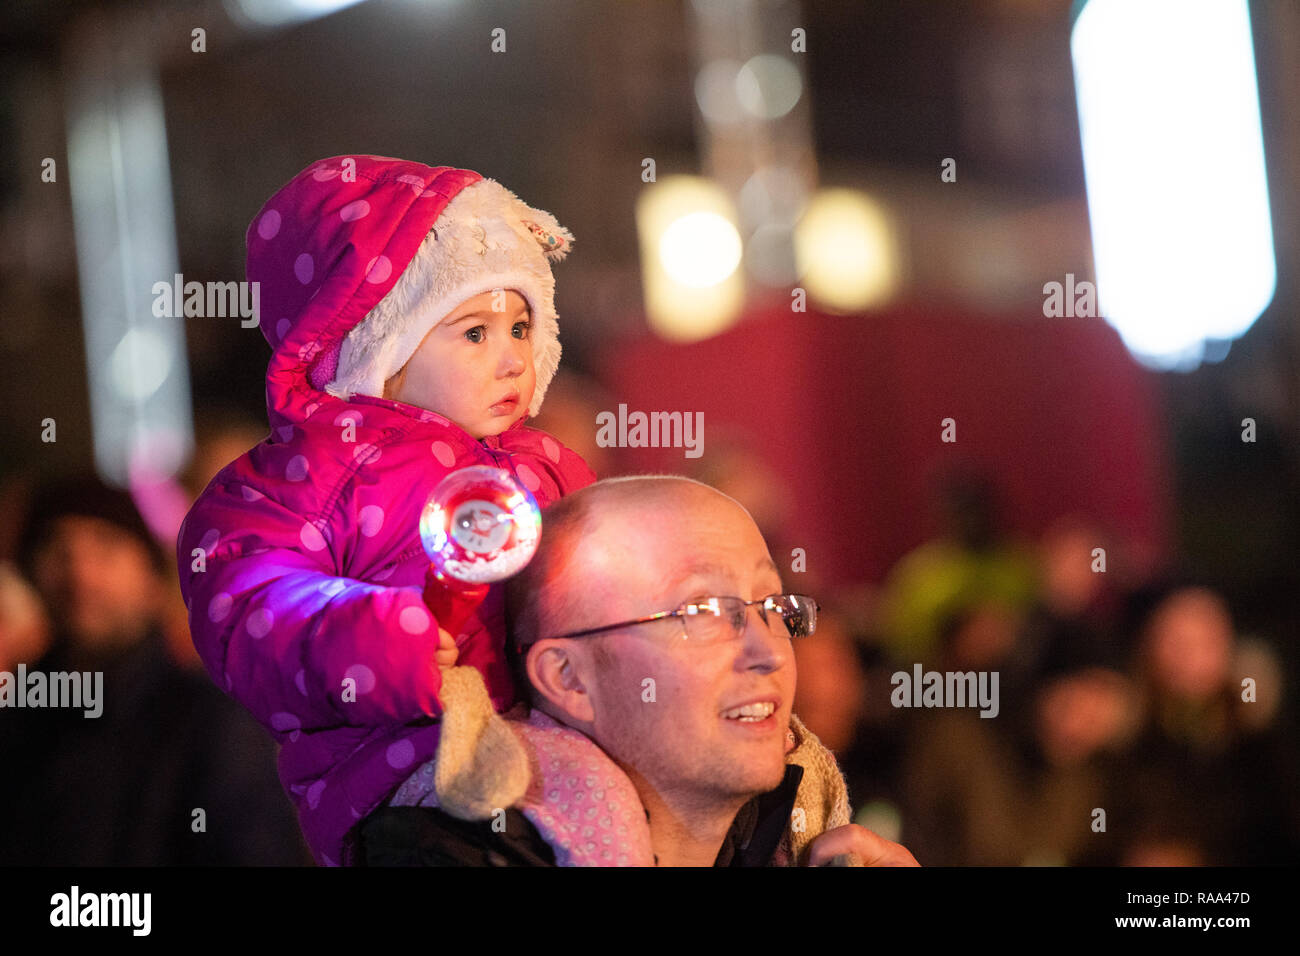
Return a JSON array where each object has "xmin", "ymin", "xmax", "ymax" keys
[
  {"xmin": 464, "ymin": 326, "xmax": 485, "ymax": 343},
  {"xmin": 512, "ymin": 321, "xmax": 532, "ymax": 339}
]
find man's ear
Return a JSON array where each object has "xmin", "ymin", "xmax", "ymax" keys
[{"xmin": 526, "ymin": 639, "xmax": 596, "ymax": 726}]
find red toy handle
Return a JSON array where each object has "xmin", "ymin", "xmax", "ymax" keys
[{"xmin": 422, "ymin": 567, "xmax": 490, "ymax": 637}]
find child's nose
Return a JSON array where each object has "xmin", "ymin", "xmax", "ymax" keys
[{"xmin": 498, "ymin": 343, "xmax": 527, "ymax": 376}]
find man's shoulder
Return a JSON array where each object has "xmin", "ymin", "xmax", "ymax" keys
[{"xmin": 352, "ymin": 805, "xmax": 557, "ymax": 867}]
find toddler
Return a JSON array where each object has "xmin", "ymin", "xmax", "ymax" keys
[{"xmin": 177, "ymin": 156, "xmax": 594, "ymax": 866}]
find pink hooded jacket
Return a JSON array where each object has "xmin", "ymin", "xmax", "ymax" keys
[{"xmin": 176, "ymin": 157, "xmax": 595, "ymax": 866}]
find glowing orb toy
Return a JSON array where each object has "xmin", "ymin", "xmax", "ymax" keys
[{"xmin": 419, "ymin": 465, "xmax": 542, "ymax": 586}]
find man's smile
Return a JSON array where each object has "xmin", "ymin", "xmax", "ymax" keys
[{"xmin": 720, "ymin": 697, "xmax": 782, "ymax": 728}]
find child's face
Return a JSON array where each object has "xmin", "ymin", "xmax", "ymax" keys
[{"xmin": 384, "ymin": 289, "xmax": 536, "ymax": 439}]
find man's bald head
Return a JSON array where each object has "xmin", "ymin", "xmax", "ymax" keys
[{"xmin": 504, "ymin": 476, "xmax": 747, "ymax": 689}]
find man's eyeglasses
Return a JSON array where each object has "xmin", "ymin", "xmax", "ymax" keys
[{"xmin": 534, "ymin": 593, "xmax": 819, "ymax": 646}]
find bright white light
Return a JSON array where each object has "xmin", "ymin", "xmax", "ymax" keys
[
  {"xmin": 659, "ymin": 212, "xmax": 743, "ymax": 288},
  {"xmin": 226, "ymin": 0, "xmax": 370, "ymax": 28},
  {"xmin": 636, "ymin": 177, "xmax": 744, "ymax": 342},
  {"xmin": 67, "ymin": 56, "xmax": 193, "ymax": 488},
  {"xmin": 110, "ymin": 329, "xmax": 172, "ymax": 402},
  {"xmin": 1071, "ymin": 0, "xmax": 1275, "ymax": 370},
  {"xmin": 794, "ymin": 189, "xmax": 900, "ymax": 312},
  {"xmin": 736, "ymin": 55, "xmax": 802, "ymax": 120},
  {"xmin": 695, "ymin": 60, "xmax": 745, "ymax": 125}
]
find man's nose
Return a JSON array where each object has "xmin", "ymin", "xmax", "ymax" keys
[
  {"xmin": 739, "ymin": 605, "xmax": 791, "ymax": 672},
  {"xmin": 57, "ymin": 548, "xmax": 101, "ymax": 599}
]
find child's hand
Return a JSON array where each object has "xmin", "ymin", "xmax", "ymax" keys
[{"xmin": 435, "ymin": 626, "xmax": 459, "ymax": 669}]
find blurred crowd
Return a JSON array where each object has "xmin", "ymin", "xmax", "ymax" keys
[
  {"xmin": 0, "ymin": 409, "xmax": 311, "ymax": 866},
  {"xmin": 790, "ymin": 472, "xmax": 1299, "ymax": 866}
]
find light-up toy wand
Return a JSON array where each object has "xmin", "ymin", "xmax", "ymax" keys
[{"xmin": 417, "ymin": 464, "xmax": 540, "ymax": 819}]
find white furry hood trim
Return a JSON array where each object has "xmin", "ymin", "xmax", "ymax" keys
[{"xmin": 325, "ymin": 178, "xmax": 574, "ymax": 418}]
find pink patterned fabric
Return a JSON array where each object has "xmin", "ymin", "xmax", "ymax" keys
[
  {"xmin": 176, "ymin": 156, "xmax": 595, "ymax": 866},
  {"xmin": 392, "ymin": 710, "xmax": 656, "ymax": 866}
]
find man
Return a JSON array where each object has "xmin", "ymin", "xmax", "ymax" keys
[
  {"xmin": 0, "ymin": 473, "xmax": 311, "ymax": 865},
  {"xmin": 356, "ymin": 475, "xmax": 917, "ymax": 866}
]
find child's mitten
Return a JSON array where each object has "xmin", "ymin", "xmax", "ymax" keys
[{"xmin": 432, "ymin": 664, "xmax": 531, "ymax": 820}]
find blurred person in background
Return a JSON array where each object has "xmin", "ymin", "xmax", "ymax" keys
[
  {"xmin": 1107, "ymin": 582, "xmax": 1300, "ymax": 866},
  {"xmin": 688, "ymin": 434, "xmax": 793, "ymax": 557},
  {"xmin": 180, "ymin": 405, "xmax": 272, "ymax": 501},
  {"xmin": 793, "ymin": 605, "xmax": 909, "ymax": 840},
  {"xmin": 791, "ymin": 609, "xmax": 866, "ymax": 757},
  {"xmin": 895, "ymin": 600, "xmax": 1026, "ymax": 865},
  {"xmin": 527, "ymin": 370, "xmax": 619, "ymax": 478},
  {"xmin": 0, "ymin": 561, "xmax": 50, "ymax": 671},
  {"xmin": 0, "ymin": 473, "xmax": 310, "ymax": 865},
  {"xmin": 876, "ymin": 466, "xmax": 1037, "ymax": 668},
  {"xmin": 1015, "ymin": 516, "xmax": 1121, "ymax": 677},
  {"xmin": 1021, "ymin": 663, "xmax": 1139, "ymax": 865},
  {"xmin": 899, "ymin": 596, "xmax": 1139, "ymax": 866}
]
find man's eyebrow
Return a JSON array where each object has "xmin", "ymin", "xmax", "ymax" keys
[
  {"xmin": 670, "ymin": 556, "xmax": 783, "ymax": 589},
  {"xmin": 666, "ymin": 562, "xmax": 728, "ymax": 592}
]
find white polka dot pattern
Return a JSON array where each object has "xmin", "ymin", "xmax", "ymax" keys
[{"xmin": 257, "ymin": 209, "xmax": 281, "ymax": 240}]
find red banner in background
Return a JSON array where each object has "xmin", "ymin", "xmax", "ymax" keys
[{"xmin": 596, "ymin": 302, "xmax": 1171, "ymax": 592}]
